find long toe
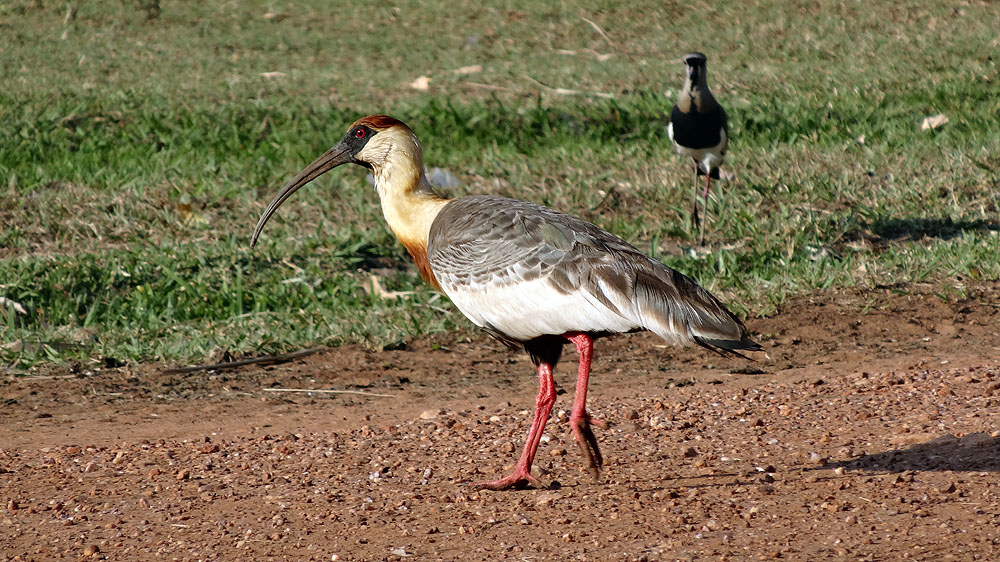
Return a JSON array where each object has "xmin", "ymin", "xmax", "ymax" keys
[
  {"xmin": 582, "ymin": 413, "xmax": 607, "ymax": 429},
  {"xmin": 473, "ymin": 470, "xmax": 543, "ymax": 491}
]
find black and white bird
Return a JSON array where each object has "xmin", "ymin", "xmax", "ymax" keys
[
  {"xmin": 251, "ymin": 115, "xmax": 760, "ymax": 490},
  {"xmin": 668, "ymin": 52, "xmax": 728, "ymax": 242}
]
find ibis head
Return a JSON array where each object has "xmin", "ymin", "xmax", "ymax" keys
[{"xmin": 250, "ymin": 115, "xmax": 417, "ymax": 248}]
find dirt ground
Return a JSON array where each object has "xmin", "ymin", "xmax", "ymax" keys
[{"xmin": 3, "ymin": 282, "xmax": 1000, "ymax": 561}]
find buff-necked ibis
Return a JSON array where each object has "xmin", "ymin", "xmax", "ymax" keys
[{"xmin": 251, "ymin": 115, "xmax": 759, "ymax": 490}]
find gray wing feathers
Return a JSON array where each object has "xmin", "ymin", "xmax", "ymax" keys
[
  {"xmin": 429, "ymin": 195, "xmax": 759, "ymax": 351},
  {"xmin": 628, "ymin": 263, "xmax": 760, "ymax": 352}
]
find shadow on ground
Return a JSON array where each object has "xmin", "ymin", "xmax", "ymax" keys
[
  {"xmin": 870, "ymin": 216, "xmax": 1000, "ymax": 242},
  {"xmin": 828, "ymin": 432, "xmax": 1000, "ymax": 473}
]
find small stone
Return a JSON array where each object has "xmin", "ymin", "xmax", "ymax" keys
[
  {"xmin": 535, "ymin": 492, "xmax": 559, "ymax": 507},
  {"xmin": 66, "ymin": 446, "xmax": 82, "ymax": 455},
  {"xmin": 176, "ymin": 469, "xmax": 191, "ymax": 481},
  {"xmin": 683, "ymin": 447, "xmax": 698, "ymax": 458},
  {"xmin": 419, "ymin": 410, "xmax": 439, "ymax": 420},
  {"xmin": 625, "ymin": 410, "xmax": 639, "ymax": 420},
  {"xmin": 83, "ymin": 545, "xmax": 100, "ymax": 557},
  {"xmin": 428, "ymin": 167, "xmax": 461, "ymax": 188},
  {"xmin": 938, "ymin": 482, "xmax": 957, "ymax": 494}
]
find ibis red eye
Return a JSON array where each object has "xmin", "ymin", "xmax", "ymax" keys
[{"xmin": 355, "ymin": 128, "xmax": 366, "ymax": 139}]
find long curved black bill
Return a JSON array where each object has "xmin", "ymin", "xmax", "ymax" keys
[{"xmin": 250, "ymin": 141, "xmax": 353, "ymax": 247}]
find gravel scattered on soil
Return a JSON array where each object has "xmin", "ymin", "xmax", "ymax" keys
[{"xmin": 3, "ymin": 283, "xmax": 1000, "ymax": 561}]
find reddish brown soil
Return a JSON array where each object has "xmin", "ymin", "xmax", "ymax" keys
[{"xmin": 3, "ymin": 283, "xmax": 1000, "ymax": 561}]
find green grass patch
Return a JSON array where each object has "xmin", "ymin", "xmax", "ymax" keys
[{"xmin": 2, "ymin": 0, "xmax": 999, "ymax": 370}]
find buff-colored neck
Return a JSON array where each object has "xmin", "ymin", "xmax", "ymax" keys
[{"xmin": 368, "ymin": 131, "xmax": 450, "ymax": 287}]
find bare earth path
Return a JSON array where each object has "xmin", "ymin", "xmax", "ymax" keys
[{"xmin": 3, "ymin": 283, "xmax": 1000, "ymax": 561}]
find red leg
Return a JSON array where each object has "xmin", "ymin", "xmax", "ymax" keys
[
  {"xmin": 475, "ymin": 361, "xmax": 557, "ymax": 490},
  {"xmin": 564, "ymin": 332, "xmax": 605, "ymax": 481}
]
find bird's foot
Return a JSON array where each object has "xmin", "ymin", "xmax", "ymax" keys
[{"xmin": 472, "ymin": 469, "xmax": 544, "ymax": 491}]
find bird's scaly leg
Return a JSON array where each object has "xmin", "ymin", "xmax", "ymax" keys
[
  {"xmin": 691, "ymin": 161, "xmax": 701, "ymax": 233},
  {"xmin": 700, "ymin": 171, "xmax": 712, "ymax": 245},
  {"xmin": 564, "ymin": 332, "xmax": 605, "ymax": 481},
  {"xmin": 474, "ymin": 361, "xmax": 557, "ymax": 490}
]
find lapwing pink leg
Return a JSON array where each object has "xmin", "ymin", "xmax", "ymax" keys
[
  {"xmin": 691, "ymin": 162, "xmax": 702, "ymax": 233},
  {"xmin": 700, "ymin": 172, "xmax": 712, "ymax": 245}
]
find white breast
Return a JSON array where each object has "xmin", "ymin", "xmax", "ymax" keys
[{"xmin": 441, "ymin": 277, "xmax": 637, "ymax": 342}]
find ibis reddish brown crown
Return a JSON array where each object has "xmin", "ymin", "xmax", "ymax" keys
[
  {"xmin": 252, "ymin": 115, "xmax": 759, "ymax": 490},
  {"xmin": 352, "ymin": 114, "xmax": 405, "ymax": 131}
]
